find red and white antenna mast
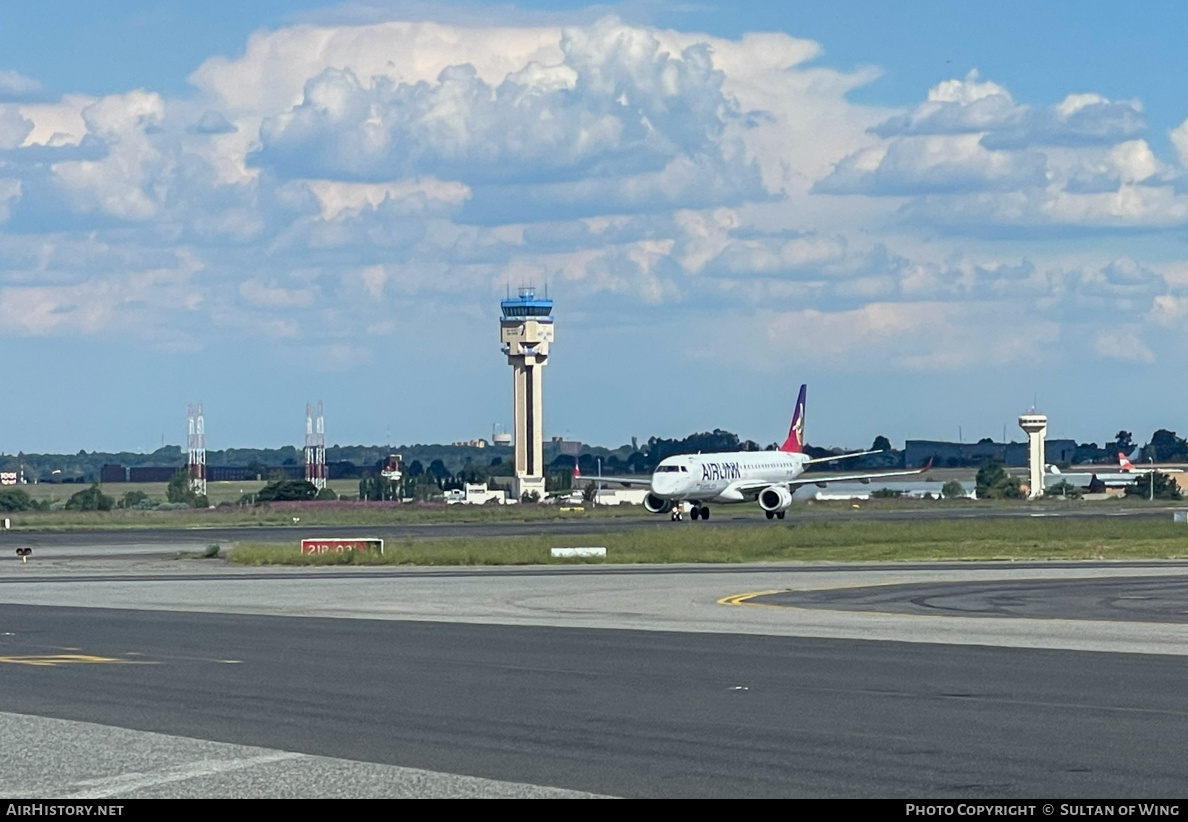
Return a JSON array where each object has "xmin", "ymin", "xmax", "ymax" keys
[
  {"xmin": 187, "ymin": 402, "xmax": 206, "ymax": 497},
  {"xmin": 304, "ymin": 401, "xmax": 326, "ymax": 490}
]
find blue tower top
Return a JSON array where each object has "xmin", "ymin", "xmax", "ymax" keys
[{"xmin": 501, "ymin": 286, "xmax": 553, "ymax": 322}]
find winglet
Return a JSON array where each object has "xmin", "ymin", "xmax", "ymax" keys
[
  {"xmin": 921, "ymin": 457, "xmax": 933, "ymax": 472},
  {"xmin": 779, "ymin": 384, "xmax": 807, "ymax": 453}
]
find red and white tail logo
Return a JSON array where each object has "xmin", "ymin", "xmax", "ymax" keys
[
  {"xmin": 573, "ymin": 458, "xmax": 581, "ymax": 480},
  {"xmin": 780, "ymin": 384, "xmax": 807, "ymax": 453},
  {"xmin": 1118, "ymin": 451, "xmax": 1133, "ymax": 472}
]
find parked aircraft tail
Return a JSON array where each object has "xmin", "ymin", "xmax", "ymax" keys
[{"xmin": 780, "ymin": 384, "xmax": 807, "ymax": 453}]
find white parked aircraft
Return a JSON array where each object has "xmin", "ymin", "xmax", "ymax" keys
[
  {"xmin": 1117, "ymin": 449, "xmax": 1182, "ymax": 474},
  {"xmin": 588, "ymin": 384, "xmax": 931, "ymax": 521}
]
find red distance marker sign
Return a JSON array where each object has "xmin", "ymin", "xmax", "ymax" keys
[{"xmin": 300, "ymin": 538, "xmax": 384, "ymax": 555}]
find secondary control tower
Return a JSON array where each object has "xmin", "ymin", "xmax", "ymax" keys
[
  {"xmin": 500, "ymin": 287, "xmax": 554, "ymax": 501},
  {"xmin": 1018, "ymin": 411, "xmax": 1048, "ymax": 499}
]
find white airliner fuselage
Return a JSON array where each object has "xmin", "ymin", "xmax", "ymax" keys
[{"xmin": 650, "ymin": 451, "xmax": 811, "ymax": 503}]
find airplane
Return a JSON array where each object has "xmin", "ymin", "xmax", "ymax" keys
[
  {"xmin": 586, "ymin": 384, "xmax": 931, "ymax": 521},
  {"xmin": 1118, "ymin": 448, "xmax": 1142, "ymax": 473},
  {"xmin": 1118, "ymin": 449, "xmax": 1182, "ymax": 474}
]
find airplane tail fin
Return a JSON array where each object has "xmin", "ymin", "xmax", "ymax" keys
[
  {"xmin": 780, "ymin": 384, "xmax": 807, "ymax": 453},
  {"xmin": 573, "ymin": 457, "xmax": 581, "ymax": 480},
  {"xmin": 1118, "ymin": 451, "xmax": 1134, "ymax": 472}
]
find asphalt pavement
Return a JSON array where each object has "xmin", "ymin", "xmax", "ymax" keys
[{"xmin": 3, "ymin": 604, "xmax": 1187, "ymax": 798}]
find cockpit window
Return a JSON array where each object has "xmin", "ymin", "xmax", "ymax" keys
[{"xmin": 656, "ymin": 465, "xmax": 681, "ymax": 472}]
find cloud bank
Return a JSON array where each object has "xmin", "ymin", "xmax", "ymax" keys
[{"xmin": 1, "ymin": 11, "xmax": 1187, "ymax": 400}]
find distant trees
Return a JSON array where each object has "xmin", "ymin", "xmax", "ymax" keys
[
  {"xmin": 427, "ymin": 459, "xmax": 450, "ymax": 484},
  {"xmin": 643, "ymin": 430, "xmax": 756, "ymax": 468},
  {"xmin": 975, "ymin": 461, "xmax": 1004, "ymax": 493},
  {"xmin": 117, "ymin": 490, "xmax": 149, "ymax": 509},
  {"xmin": 1149, "ymin": 430, "xmax": 1188, "ymax": 462},
  {"xmin": 1073, "ymin": 442, "xmax": 1108, "ymax": 464},
  {"xmin": 166, "ymin": 471, "xmax": 209, "ymax": 508},
  {"xmin": 1124, "ymin": 473, "xmax": 1183, "ymax": 501},
  {"xmin": 358, "ymin": 475, "xmax": 400, "ymax": 501},
  {"xmin": 975, "ymin": 460, "xmax": 1025, "ymax": 499},
  {"xmin": 941, "ymin": 480, "xmax": 967, "ymax": 499},
  {"xmin": 65, "ymin": 483, "xmax": 114, "ymax": 511},
  {"xmin": 871, "ymin": 435, "xmax": 892, "ymax": 453},
  {"xmin": 256, "ymin": 480, "xmax": 318, "ymax": 502},
  {"xmin": 0, "ymin": 488, "xmax": 40, "ymax": 512}
]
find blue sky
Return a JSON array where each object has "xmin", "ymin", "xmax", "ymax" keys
[{"xmin": 2, "ymin": 1, "xmax": 1188, "ymax": 453}]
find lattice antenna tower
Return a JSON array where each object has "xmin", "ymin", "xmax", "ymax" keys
[
  {"xmin": 305, "ymin": 401, "xmax": 326, "ymax": 490},
  {"xmin": 187, "ymin": 402, "xmax": 206, "ymax": 497}
]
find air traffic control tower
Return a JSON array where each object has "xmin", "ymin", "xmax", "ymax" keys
[
  {"xmin": 1019, "ymin": 411, "xmax": 1048, "ymax": 500},
  {"xmin": 500, "ymin": 287, "xmax": 554, "ymax": 501}
]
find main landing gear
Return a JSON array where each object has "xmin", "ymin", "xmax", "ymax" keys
[
  {"xmin": 671, "ymin": 503, "xmax": 711, "ymax": 522},
  {"xmin": 764, "ymin": 510, "xmax": 786, "ymax": 520}
]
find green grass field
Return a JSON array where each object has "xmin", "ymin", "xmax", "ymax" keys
[{"xmin": 228, "ymin": 516, "xmax": 1188, "ymax": 566}]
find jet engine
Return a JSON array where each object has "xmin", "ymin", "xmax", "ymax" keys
[
  {"xmin": 758, "ymin": 485, "xmax": 794, "ymax": 513},
  {"xmin": 644, "ymin": 493, "xmax": 673, "ymax": 514}
]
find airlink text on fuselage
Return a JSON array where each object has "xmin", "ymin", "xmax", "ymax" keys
[{"xmin": 701, "ymin": 462, "xmax": 741, "ymax": 481}]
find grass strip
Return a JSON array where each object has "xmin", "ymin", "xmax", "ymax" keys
[{"xmin": 229, "ymin": 517, "xmax": 1188, "ymax": 566}]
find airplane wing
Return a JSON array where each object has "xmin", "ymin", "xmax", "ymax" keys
[
  {"xmin": 573, "ymin": 474, "xmax": 653, "ymax": 489},
  {"xmin": 804, "ymin": 449, "xmax": 883, "ymax": 465},
  {"xmin": 789, "ymin": 460, "xmax": 933, "ymax": 488}
]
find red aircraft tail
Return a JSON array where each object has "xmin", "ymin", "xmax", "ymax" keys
[{"xmin": 779, "ymin": 384, "xmax": 807, "ymax": 453}]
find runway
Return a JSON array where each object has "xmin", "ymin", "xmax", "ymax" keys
[
  {"xmin": 3, "ymin": 602, "xmax": 1187, "ymax": 798},
  {"xmin": 3, "ymin": 536, "xmax": 1188, "ymax": 797}
]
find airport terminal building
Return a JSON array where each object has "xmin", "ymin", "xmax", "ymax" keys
[{"xmin": 905, "ymin": 438, "xmax": 1077, "ymax": 468}]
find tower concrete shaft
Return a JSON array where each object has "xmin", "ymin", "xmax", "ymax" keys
[
  {"xmin": 1018, "ymin": 412, "xmax": 1048, "ymax": 500},
  {"xmin": 500, "ymin": 287, "xmax": 554, "ymax": 501}
]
